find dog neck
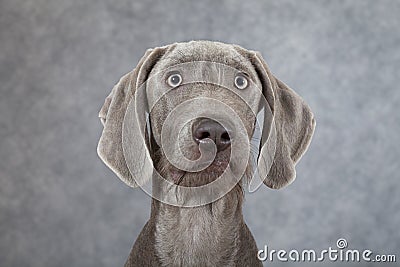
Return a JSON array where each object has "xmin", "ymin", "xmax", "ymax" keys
[{"xmin": 150, "ymin": 183, "xmax": 244, "ymax": 266}]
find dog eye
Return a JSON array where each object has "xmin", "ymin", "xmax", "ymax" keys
[
  {"xmin": 167, "ymin": 73, "xmax": 182, "ymax": 87},
  {"xmin": 234, "ymin": 75, "xmax": 248, "ymax": 90}
]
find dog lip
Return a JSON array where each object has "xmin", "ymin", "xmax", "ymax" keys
[
  {"xmin": 169, "ymin": 168, "xmax": 186, "ymax": 184},
  {"xmin": 213, "ymin": 159, "xmax": 229, "ymax": 166},
  {"xmin": 205, "ymin": 158, "xmax": 229, "ymax": 173}
]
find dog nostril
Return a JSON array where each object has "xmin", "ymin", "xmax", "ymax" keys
[
  {"xmin": 194, "ymin": 129, "xmax": 211, "ymax": 142},
  {"xmin": 199, "ymin": 131, "xmax": 211, "ymax": 140},
  {"xmin": 221, "ymin": 132, "xmax": 230, "ymax": 142},
  {"xmin": 218, "ymin": 131, "xmax": 231, "ymax": 151}
]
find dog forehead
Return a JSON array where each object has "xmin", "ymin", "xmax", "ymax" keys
[
  {"xmin": 154, "ymin": 41, "xmax": 253, "ymax": 72},
  {"xmin": 173, "ymin": 41, "xmax": 240, "ymax": 60}
]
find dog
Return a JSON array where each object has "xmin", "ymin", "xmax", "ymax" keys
[{"xmin": 97, "ymin": 40, "xmax": 315, "ymax": 266}]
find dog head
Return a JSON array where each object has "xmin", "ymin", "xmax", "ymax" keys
[{"xmin": 97, "ymin": 41, "xmax": 315, "ymax": 205}]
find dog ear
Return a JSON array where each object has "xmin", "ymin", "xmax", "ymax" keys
[
  {"xmin": 97, "ymin": 46, "xmax": 168, "ymax": 187},
  {"xmin": 251, "ymin": 51, "xmax": 316, "ymax": 189}
]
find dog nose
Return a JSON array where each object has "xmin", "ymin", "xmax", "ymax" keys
[{"xmin": 193, "ymin": 119, "xmax": 231, "ymax": 151}]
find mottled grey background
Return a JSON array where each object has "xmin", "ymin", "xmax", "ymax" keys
[{"xmin": 1, "ymin": 0, "xmax": 399, "ymax": 266}]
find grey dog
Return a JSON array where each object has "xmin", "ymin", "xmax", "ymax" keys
[{"xmin": 97, "ymin": 40, "xmax": 315, "ymax": 266}]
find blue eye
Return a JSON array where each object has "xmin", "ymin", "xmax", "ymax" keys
[
  {"xmin": 167, "ymin": 73, "xmax": 182, "ymax": 87},
  {"xmin": 234, "ymin": 75, "xmax": 248, "ymax": 89}
]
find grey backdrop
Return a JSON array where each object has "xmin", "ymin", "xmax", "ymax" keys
[{"xmin": 1, "ymin": 0, "xmax": 399, "ymax": 266}]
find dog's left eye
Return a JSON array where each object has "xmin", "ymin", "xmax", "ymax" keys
[
  {"xmin": 167, "ymin": 73, "xmax": 182, "ymax": 87},
  {"xmin": 234, "ymin": 75, "xmax": 248, "ymax": 90}
]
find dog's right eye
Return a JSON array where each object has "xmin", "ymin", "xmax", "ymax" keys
[{"xmin": 167, "ymin": 73, "xmax": 182, "ymax": 87}]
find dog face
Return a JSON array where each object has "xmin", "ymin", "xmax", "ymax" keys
[
  {"xmin": 97, "ymin": 41, "xmax": 315, "ymax": 206},
  {"xmin": 146, "ymin": 42, "xmax": 265, "ymax": 187}
]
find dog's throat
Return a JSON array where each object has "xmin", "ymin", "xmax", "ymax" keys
[{"xmin": 153, "ymin": 186, "xmax": 244, "ymax": 266}]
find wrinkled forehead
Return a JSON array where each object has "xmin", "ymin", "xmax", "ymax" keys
[
  {"xmin": 145, "ymin": 42, "xmax": 263, "ymax": 112},
  {"xmin": 152, "ymin": 42, "xmax": 258, "ymax": 79}
]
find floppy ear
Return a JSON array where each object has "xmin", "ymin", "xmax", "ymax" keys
[
  {"xmin": 252, "ymin": 51, "xmax": 316, "ymax": 189},
  {"xmin": 97, "ymin": 46, "xmax": 169, "ymax": 187}
]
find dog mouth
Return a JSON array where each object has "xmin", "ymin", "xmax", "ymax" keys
[
  {"xmin": 169, "ymin": 153, "xmax": 230, "ymax": 186},
  {"xmin": 205, "ymin": 157, "xmax": 230, "ymax": 173}
]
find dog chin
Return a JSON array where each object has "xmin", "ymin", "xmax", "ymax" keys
[
  {"xmin": 202, "ymin": 159, "xmax": 229, "ymax": 176},
  {"xmin": 168, "ymin": 158, "xmax": 230, "ymax": 187}
]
